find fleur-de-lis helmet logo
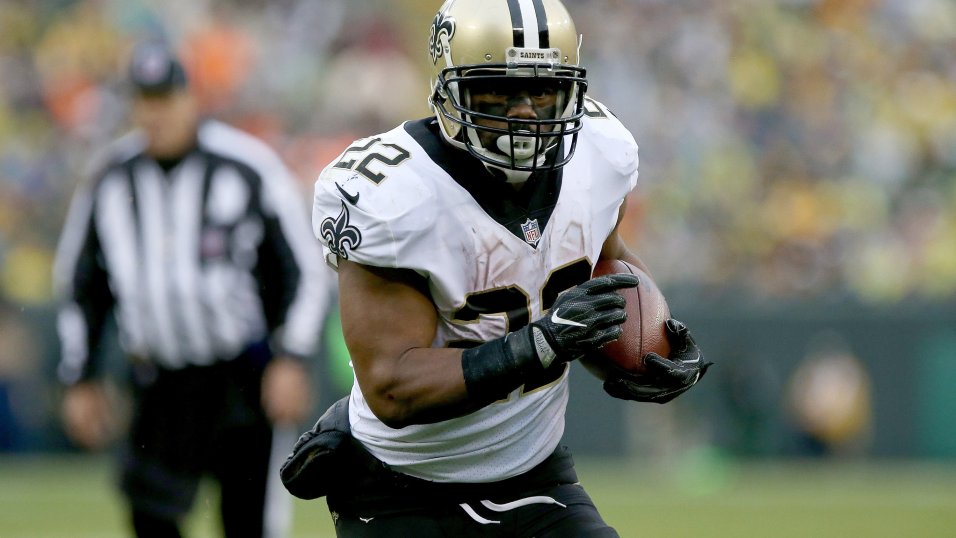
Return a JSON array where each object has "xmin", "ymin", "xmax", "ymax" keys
[
  {"xmin": 320, "ymin": 202, "xmax": 362, "ymax": 261},
  {"xmin": 429, "ymin": 2, "xmax": 457, "ymax": 65}
]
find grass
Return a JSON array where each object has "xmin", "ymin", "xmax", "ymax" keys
[{"xmin": 1, "ymin": 454, "xmax": 955, "ymax": 537}]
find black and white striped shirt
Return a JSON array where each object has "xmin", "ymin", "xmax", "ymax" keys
[{"xmin": 54, "ymin": 120, "xmax": 333, "ymax": 384}]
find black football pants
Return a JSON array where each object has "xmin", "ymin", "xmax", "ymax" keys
[
  {"xmin": 326, "ymin": 445, "xmax": 619, "ymax": 538},
  {"xmin": 331, "ymin": 482, "xmax": 618, "ymax": 537}
]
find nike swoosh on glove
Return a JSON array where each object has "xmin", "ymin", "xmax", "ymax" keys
[
  {"xmin": 526, "ymin": 273, "xmax": 639, "ymax": 368},
  {"xmin": 603, "ymin": 318, "xmax": 713, "ymax": 403}
]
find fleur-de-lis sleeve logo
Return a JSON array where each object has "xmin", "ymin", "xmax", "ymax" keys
[
  {"xmin": 428, "ymin": 3, "xmax": 456, "ymax": 65},
  {"xmin": 320, "ymin": 201, "xmax": 362, "ymax": 260}
]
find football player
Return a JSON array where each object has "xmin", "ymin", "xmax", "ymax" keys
[{"xmin": 290, "ymin": 0, "xmax": 710, "ymax": 535}]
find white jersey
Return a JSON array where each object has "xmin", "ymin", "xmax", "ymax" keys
[{"xmin": 312, "ymin": 99, "xmax": 638, "ymax": 483}]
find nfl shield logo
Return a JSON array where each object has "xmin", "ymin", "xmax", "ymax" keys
[{"xmin": 521, "ymin": 218, "xmax": 541, "ymax": 246}]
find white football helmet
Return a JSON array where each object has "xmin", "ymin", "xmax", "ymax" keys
[{"xmin": 428, "ymin": 0, "xmax": 588, "ymax": 182}]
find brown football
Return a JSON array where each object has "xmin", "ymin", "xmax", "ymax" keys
[{"xmin": 580, "ymin": 259, "xmax": 671, "ymax": 380}]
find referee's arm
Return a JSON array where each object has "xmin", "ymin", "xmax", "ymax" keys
[
  {"xmin": 254, "ymin": 155, "xmax": 335, "ymax": 425},
  {"xmin": 53, "ymin": 178, "xmax": 115, "ymax": 386},
  {"xmin": 53, "ymin": 177, "xmax": 117, "ymax": 449},
  {"xmin": 254, "ymin": 156, "xmax": 334, "ymax": 358}
]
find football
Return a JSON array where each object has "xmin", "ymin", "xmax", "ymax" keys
[{"xmin": 580, "ymin": 259, "xmax": 671, "ymax": 380}]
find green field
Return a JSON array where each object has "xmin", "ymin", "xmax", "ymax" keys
[{"xmin": 1, "ymin": 455, "xmax": 955, "ymax": 537}]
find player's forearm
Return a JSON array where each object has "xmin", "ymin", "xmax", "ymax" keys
[
  {"xmin": 57, "ymin": 288, "xmax": 114, "ymax": 385},
  {"xmin": 356, "ymin": 346, "xmax": 480, "ymax": 428}
]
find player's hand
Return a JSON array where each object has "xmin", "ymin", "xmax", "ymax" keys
[
  {"xmin": 262, "ymin": 356, "xmax": 312, "ymax": 426},
  {"xmin": 603, "ymin": 319, "xmax": 712, "ymax": 403},
  {"xmin": 61, "ymin": 381, "xmax": 115, "ymax": 450},
  {"xmin": 526, "ymin": 273, "xmax": 639, "ymax": 368}
]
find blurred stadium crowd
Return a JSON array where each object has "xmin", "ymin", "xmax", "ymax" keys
[{"xmin": 1, "ymin": 0, "xmax": 955, "ymax": 451}]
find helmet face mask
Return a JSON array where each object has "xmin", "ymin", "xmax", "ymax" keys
[
  {"xmin": 428, "ymin": 0, "xmax": 588, "ymax": 182},
  {"xmin": 439, "ymin": 64, "xmax": 587, "ymax": 174}
]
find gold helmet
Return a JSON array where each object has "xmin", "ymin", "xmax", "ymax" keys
[{"xmin": 427, "ymin": 0, "xmax": 588, "ymax": 181}]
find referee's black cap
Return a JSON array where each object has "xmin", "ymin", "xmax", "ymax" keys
[{"xmin": 128, "ymin": 41, "xmax": 188, "ymax": 95}]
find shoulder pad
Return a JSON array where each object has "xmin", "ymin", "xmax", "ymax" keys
[
  {"xmin": 580, "ymin": 98, "xmax": 639, "ymax": 177},
  {"xmin": 312, "ymin": 125, "xmax": 440, "ymax": 268}
]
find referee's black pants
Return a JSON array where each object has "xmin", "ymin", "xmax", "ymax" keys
[{"xmin": 119, "ymin": 347, "xmax": 274, "ymax": 538}]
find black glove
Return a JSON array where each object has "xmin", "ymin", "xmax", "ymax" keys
[
  {"xmin": 462, "ymin": 273, "xmax": 638, "ymax": 404},
  {"xmin": 603, "ymin": 318, "xmax": 712, "ymax": 403},
  {"xmin": 280, "ymin": 397, "xmax": 352, "ymax": 500},
  {"xmin": 523, "ymin": 273, "xmax": 639, "ymax": 368}
]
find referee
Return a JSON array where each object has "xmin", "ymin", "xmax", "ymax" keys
[{"xmin": 53, "ymin": 41, "xmax": 334, "ymax": 538}]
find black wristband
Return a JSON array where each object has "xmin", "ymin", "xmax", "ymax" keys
[{"xmin": 461, "ymin": 325, "xmax": 543, "ymax": 405}]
